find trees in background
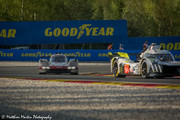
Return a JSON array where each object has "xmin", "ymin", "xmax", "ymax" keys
[{"xmin": 0, "ymin": 0, "xmax": 179, "ymax": 37}]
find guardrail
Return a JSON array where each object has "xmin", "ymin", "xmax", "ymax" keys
[{"xmin": 0, "ymin": 49, "xmax": 179, "ymax": 61}]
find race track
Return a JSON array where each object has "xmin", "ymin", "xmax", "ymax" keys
[
  {"xmin": 0, "ymin": 64, "xmax": 180, "ymax": 85},
  {"xmin": 0, "ymin": 62, "xmax": 180, "ymax": 120}
]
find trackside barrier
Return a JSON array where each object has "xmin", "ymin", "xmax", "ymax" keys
[
  {"xmin": 0, "ymin": 21, "xmax": 179, "ymax": 50},
  {"xmin": 125, "ymin": 36, "xmax": 180, "ymax": 50},
  {"xmin": 0, "ymin": 20, "xmax": 127, "ymax": 49},
  {"xmin": 0, "ymin": 49, "xmax": 179, "ymax": 61}
]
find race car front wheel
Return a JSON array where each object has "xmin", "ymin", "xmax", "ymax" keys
[
  {"xmin": 113, "ymin": 60, "xmax": 125, "ymax": 78},
  {"xmin": 141, "ymin": 61, "xmax": 148, "ymax": 78},
  {"xmin": 71, "ymin": 72, "xmax": 78, "ymax": 75},
  {"xmin": 38, "ymin": 69, "xmax": 47, "ymax": 74}
]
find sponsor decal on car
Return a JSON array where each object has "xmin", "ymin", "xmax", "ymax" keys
[{"xmin": 124, "ymin": 64, "xmax": 130, "ymax": 74}]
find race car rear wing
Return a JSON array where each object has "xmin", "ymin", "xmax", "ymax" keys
[
  {"xmin": 40, "ymin": 53, "xmax": 76, "ymax": 58},
  {"xmin": 108, "ymin": 52, "xmax": 130, "ymax": 59}
]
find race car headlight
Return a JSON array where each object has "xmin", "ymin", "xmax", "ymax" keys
[
  {"xmin": 68, "ymin": 67, "xmax": 76, "ymax": 69},
  {"xmin": 72, "ymin": 67, "xmax": 76, "ymax": 69},
  {"xmin": 42, "ymin": 67, "xmax": 50, "ymax": 69}
]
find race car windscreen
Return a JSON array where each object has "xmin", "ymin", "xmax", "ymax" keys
[
  {"xmin": 155, "ymin": 54, "xmax": 174, "ymax": 62},
  {"xmin": 50, "ymin": 55, "xmax": 67, "ymax": 62}
]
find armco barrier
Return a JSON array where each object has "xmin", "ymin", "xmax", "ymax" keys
[{"xmin": 0, "ymin": 49, "xmax": 179, "ymax": 61}]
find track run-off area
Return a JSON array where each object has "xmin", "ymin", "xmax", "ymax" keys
[
  {"xmin": 0, "ymin": 62, "xmax": 180, "ymax": 89},
  {"xmin": 0, "ymin": 62, "xmax": 180, "ymax": 120}
]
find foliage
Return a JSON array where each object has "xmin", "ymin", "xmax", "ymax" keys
[{"xmin": 0, "ymin": 0, "xmax": 179, "ymax": 37}]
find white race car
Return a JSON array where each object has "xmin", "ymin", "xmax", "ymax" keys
[
  {"xmin": 109, "ymin": 43, "xmax": 180, "ymax": 78},
  {"xmin": 38, "ymin": 53, "xmax": 78, "ymax": 75}
]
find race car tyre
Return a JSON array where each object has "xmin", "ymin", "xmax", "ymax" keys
[
  {"xmin": 39, "ymin": 72, "xmax": 47, "ymax": 74},
  {"xmin": 141, "ymin": 61, "xmax": 148, "ymax": 78},
  {"xmin": 156, "ymin": 76, "xmax": 164, "ymax": 79},
  {"xmin": 71, "ymin": 72, "xmax": 78, "ymax": 75},
  {"xmin": 38, "ymin": 70, "xmax": 47, "ymax": 74},
  {"xmin": 113, "ymin": 60, "xmax": 126, "ymax": 78}
]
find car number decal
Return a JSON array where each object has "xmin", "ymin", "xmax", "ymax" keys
[{"xmin": 124, "ymin": 64, "xmax": 130, "ymax": 74}]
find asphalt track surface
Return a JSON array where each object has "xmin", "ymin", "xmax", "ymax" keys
[
  {"xmin": 0, "ymin": 64, "xmax": 180, "ymax": 85},
  {"xmin": 1, "ymin": 63, "xmax": 180, "ymax": 120}
]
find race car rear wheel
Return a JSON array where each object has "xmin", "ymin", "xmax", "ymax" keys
[
  {"xmin": 71, "ymin": 72, "xmax": 79, "ymax": 75},
  {"xmin": 113, "ymin": 60, "xmax": 126, "ymax": 78},
  {"xmin": 38, "ymin": 69, "xmax": 47, "ymax": 74},
  {"xmin": 141, "ymin": 61, "xmax": 148, "ymax": 78},
  {"xmin": 39, "ymin": 72, "xmax": 47, "ymax": 74}
]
